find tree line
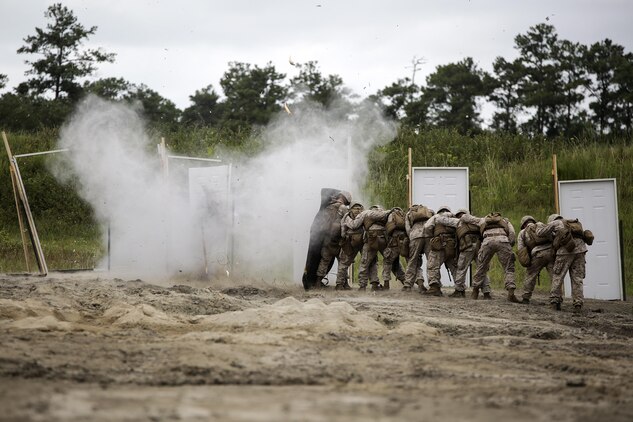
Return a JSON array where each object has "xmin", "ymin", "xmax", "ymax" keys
[{"xmin": 1, "ymin": 3, "xmax": 632, "ymax": 139}]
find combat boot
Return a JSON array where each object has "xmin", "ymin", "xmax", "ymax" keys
[
  {"xmin": 507, "ymin": 288, "xmax": 521, "ymax": 303},
  {"xmin": 423, "ymin": 283, "xmax": 443, "ymax": 296},
  {"xmin": 573, "ymin": 304, "xmax": 583, "ymax": 314},
  {"xmin": 358, "ymin": 285, "xmax": 367, "ymax": 291},
  {"xmin": 416, "ymin": 280, "xmax": 427, "ymax": 293},
  {"xmin": 449, "ymin": 289, "xmax": 465, "ymax": 298},
  {"xmin": 471, "ymin": 286, "xmax": 480, "ymax": 300},
  {"xmin": 520, "ymin": 298, "xmax": 530, "ymax": 304},
  {"xmin": 370, "ymin": 282, "xmax": 383, "ymax": 292},
  {"xmin": 550, "ymin": 302, "xmax": 561, "ymax": 311},
  {"xmin": 483, "ymin": 292, "xmax": 492, "ymax": 300},
  {"xmin": 384, "ymin": 280, "xmax": 390, "ymax": 290},
  {"xmin": 336, "ymin": 283, "xmax": 352, "ymax": 291},
  {"xmin": 402, "ymin": 285, "xmax": 412, "ymax": 292}
]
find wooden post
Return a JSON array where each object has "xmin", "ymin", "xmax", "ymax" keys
[
  {"xmin": 552, "ymin": 154, "xmax": 560, "ymax": 214},
  {"xmin": 12, "ymin": 159, "xmax": 48, "ymax": 275},
  {"xmin": 10, "ymin": 169, "xmax": 31, "ymax": 272},
  {"xmin": 4, "ymin": 132, "xmax": 31, "ymax": 272},
  {"xmin": 2, "ymin": 131, "xmax": 48, "ymax": 275},
  {"xmin": 407, "ymin": 147, "xmax": 413, "ymax": 208},
  {"xmin": 160, "ymin": 137, "xmax": 169, "ymax": 179}
]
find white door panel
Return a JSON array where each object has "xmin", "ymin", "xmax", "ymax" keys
[
  {"xmin": 412, "ymin": 167, "xmax": 470, "ymax": 287},
  {"xmin": 189, "ymin": 166, "xmax": 232, "ymax": 275},
  {"xmin": 559, "ymin": 179, "xmax": 622, "ymax": 300}
]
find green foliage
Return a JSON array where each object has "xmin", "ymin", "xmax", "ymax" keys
[
  {"xmin": 0, "ymin": 127, "xmax": 631, "ymax": 293},
  {"xmin": 289, "ymin": 61, "xmax": 349, "ymax": 108},
  {"xmin": 373, "ymin": 77, "xmax": 418, "ymax": 120},
  {"xmin": 364, "ymin": 127, "xmax": 632, "ymax": 291},
  {"xmin": 584, "ymin": 39, "xmax": 629, "ymax": 135},
  {"xmin": 181, "ymin": 85, "xmax": 223, "ymax": 127},
  {"xmin": 125, "ymin": 84, "xmax": 181, "ymax": 127},
  {"xmin": 488, "ymin": 57, "xmax": 522, "ymax": 133},
  {"xmin": 219, "ymin": 61, "xmax": 288, "ymax": 129},
  {"xmin": 83, "ymin": 77, "xmax": 131, "ymax": 101},
  {"xmin": 0, "ymin": 94, "xmax": 73, "ymax": 130},
  {"xmin": 16, "ymin": 3, "xmax": 115, "ymax": 100},
  {"xmin": 417, "ymin": 57, "xmax": 490, "ymax": 135}
]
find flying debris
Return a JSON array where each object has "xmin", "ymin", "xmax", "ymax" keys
[{"xmin": 284, "ymin": 103, "xmax": 292, "ymax": 115}]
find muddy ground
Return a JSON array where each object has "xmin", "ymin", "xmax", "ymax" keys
[{"xmin": 0, "ymin": 273, "xmax": 632, "ymax": 422}]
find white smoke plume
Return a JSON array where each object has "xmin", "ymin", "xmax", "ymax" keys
[
  {"xmin": 53, "ymin": 95, "xmax": 397, "ymax": 283},
  {"xmin": 229, "ymin": 100, "xmax": 398, "ymax": 282},
  {"xmin": 54, "ymin": 96, "xmax": 202, "ymax": 278}
]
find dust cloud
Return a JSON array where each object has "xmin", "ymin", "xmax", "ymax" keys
[
  {"xmin": 53, "ymin": 95, "xmax": 202, "ymax": 278},
  {"xmin": 52, "ymin": 96, "xmax": 397, "ymax": 283}
]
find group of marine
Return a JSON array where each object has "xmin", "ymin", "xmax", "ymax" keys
[{"xmin": 314, "ymin": 191, "xmax": 594, "ymax": 311}]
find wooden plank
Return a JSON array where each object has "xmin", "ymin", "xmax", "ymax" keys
[
  {"xmin": 552, "ymin": 154, "xmax": 559, "ymax": 214},
  {"xmin": 12, "ymin": 157, "xmax": 48, "ymax": 275},
  {"xmin": 3, "ymin": 131, "xmax": 32, "ymax": 272},
  {"xmin": 407, "ymin": 147, "xmax": 412, "ymax": 208},
  {"xmin": 10, "ymin": 168, "xmax": 31, "ymax": 272}
]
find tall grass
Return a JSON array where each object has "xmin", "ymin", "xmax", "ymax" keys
[
  {"xmin": 365, "ymin": 128, "xmax": 631, "ymax": 292},
  {"xmin": 0, "ymin": 127, "xmax": 631, "ymax": 294}
]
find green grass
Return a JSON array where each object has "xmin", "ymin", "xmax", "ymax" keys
[
  {"xmin": 1, "ymin": 127, "xmax": 631, "ymax": 295},
  {"xmin": 0, "ymin": 221, "xmax": 103, "ymax": 273}
]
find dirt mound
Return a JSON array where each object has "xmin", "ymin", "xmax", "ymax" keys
[
  {"xmin": 197, "ymin": 296, "xmax": 387, "ymax": 334},
  {"xmin": 1, "ymin": 275, "xmax": 632, "ymax": 422}
]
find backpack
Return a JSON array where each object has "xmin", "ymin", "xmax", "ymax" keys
[
  {"xmin": 517, "ymin": 247, "xmax": 531, "ymax": 267},
  {"xmin": 552, "ymin": 220, "xmax": 576, "ymax": 252},
  {"xmin": 386, "ymin": 207, "xmax": 406, "ymax": 236},
  {"xmin": 524, "ymin": 224, "xmax": 550, "ymax": 250},
  {"xmin": 408, "ymin": 205, "xmax": 433, "ymax": 225},
  {"xmin": 483, "ymin": 213, "xmax": 509, "ymax": 235}
]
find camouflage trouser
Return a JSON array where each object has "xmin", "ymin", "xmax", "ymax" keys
[
  {"xmin": 404, "ymin": 237, "xmax": 429, "ymax": 288},
  {"xmin": 454, "ymin": 245, "xmax": 478, "ymax": 292},
  {"xmin": 427, "ymin": 248, "xmax": 457, "ymax": 287},
  {"xmin": 316, "ymin": 241, "xmax": 341, "ymax": 282},
  {"xmin": 336, "ymin": 242, "xmax": 363, "ymax": 286},
  {"xmin": 473, "ymin": 240, "xmax": 516, "ymax": 291},
  {"xmin": 382, "ymin": 242, "xmax": 405, "ymax": 285},
  {"xmin": 358, "ymin": 243, "xmax": 382, "ymax": 287},
  {"xmin": 550, "ymin": 252, "xmax": 586, "ymax": 306},
  {"xmin": 521, "ymin": 248, "xmax": 555, "ymax": 300}
]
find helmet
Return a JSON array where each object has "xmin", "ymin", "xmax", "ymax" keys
[
  {"xmin": 455, "ymin": 208, "xmax": 469, "ymax": 217},
  {"xmin": 520, "ymin": 215, "xmax": 536, "ymax": 229},
  {"xmin": 370, "ymin": 204, "xmax": 384, "ymax": 210},
  {"xmin": 437, "ymin": 205, "xmax": 452, "ymax": 214},
  {"xmin": 547, "ymin": 214, "xmax": 563, "ymax": 223},
  {"xmin": 349, "ymin": 202, "xmax": 364, "ymax": 218}
]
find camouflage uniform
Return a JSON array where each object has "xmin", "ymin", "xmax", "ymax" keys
[
  {"xmin": 382, "ymin": 208, "xmax": 407, "ymax": 289},
  {"xmin": 404, "ymin": 205, "xmax": 434, "ymax": 291},
  {"xmin": 336, "ymin": 202, "xmax": 365, "ymax": 290},
  {"xmin": 315, "ymin": 194, "xmax": 349, "ymax": 284},
  {"xmin": 537, "ymin": 214, "xmax": 590, "ymax": 310},
  {"xmin": 436, "ymin": 209, "xmax": 485, "ymax": 297},
  {"xmin": 517, "ymin": 216, "xmax": 554, "ymax": 303},
  {"xmin": 462, "ymin": 212, "xmax": 518, "ymax": 301},
  {"xmin": 424, "ymin": 207, "xmax": 458, "ymax": 296},
  {"xmin": 345, "ymin": 205, "xmax": 390, "ymax": 290}
]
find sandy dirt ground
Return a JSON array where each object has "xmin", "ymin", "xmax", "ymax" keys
[{"xmin": 0, "ymin": 272, "xmax": 632, "ymax": 422}]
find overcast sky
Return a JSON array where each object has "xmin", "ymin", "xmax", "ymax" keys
[{"xmin": 2, "ymin": 0, "xmax": 632, "ymax": 111}]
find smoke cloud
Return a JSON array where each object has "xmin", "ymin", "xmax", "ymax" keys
[{"xmin": 53, "ymin": 95, "xmax": 397, "ymax": 283}]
